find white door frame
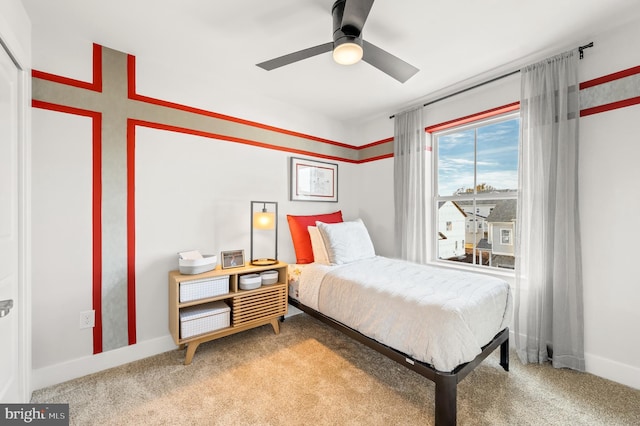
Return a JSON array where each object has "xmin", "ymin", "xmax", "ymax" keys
[
  {"xmin": 16, "ymin": 42, "xmax": 32, "ymax": 404},
  {"xmin": 0, "ymin": 6, "xmax": 32, "ymax": 402}
]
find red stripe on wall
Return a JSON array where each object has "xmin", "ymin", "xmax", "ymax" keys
[
  {"xmin": 126, "ymin": 120, "xmax": 137, "ymax": 345},
  {"xmin": 32, "ymin": 100, "xmax": 104, "ymax": 354},
  {"xmin": 32, "ymin": 44, "xmax": 103, "ymax": 92},
  {"xmin": 580, "ymin": 65, "xmax": 640, "ymax": 90},
  {"xmin": 34, "ymin": 46, "xmax": 640, "ymax": 164},
  {"xmin": 426, "ymin": 102, "xmax": 521, "ymax": 133},
  {"xmin": 31, "ymin": 100, "xmax": 99, "ymax": 118},
  {"xmin": 129, "ymin": 119, "xmax": 361, "ymax": 164},
  {"xmin": 126, "ymin": 54, "xmax": 136, "ymax": 100},
  {"xmin": 357, "ymin": 137, "xmax": 393, "ymax": 150},
  {"xmin": 580, "ymin": 96, "xmax": 640, "ymax": 117},
  {"xmin": 358, "ymin": 153, "xmax": 394, "ymax": 163},
  {"xmin": 125, "ymin": 54, "xmax": 353, "ymax": 150}
]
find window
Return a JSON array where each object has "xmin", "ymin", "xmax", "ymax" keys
[
  {"xmin": 500, "ymin": 229, "xmax": 512, "ymax": 245},
  {"xmin": 433, "ymin": 111, "xmax": 519, "ymax": 269}
]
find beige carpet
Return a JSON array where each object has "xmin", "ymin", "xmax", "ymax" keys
[{"xmin": 32, "ymin": 313, "xmax": 640, "ymax": 425}]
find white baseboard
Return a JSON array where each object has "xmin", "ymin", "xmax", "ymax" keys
[
  {"xmin": 509, "ymin": 330, "xmax": 639, "ymax": 390},
  {"xmin": 585, "ymin": 352, "xmax": 640, "ymax": 390},
  {"xmin": 33, "ymin": 306, "xmax": 302, "ymax": 392},
  {"xmin": 32, "ymin": 326, "xmax": 640, "ymax": 395},
  {"xmin": 31, "ymin": 335, "xmax": 176, "ymax": 392}
]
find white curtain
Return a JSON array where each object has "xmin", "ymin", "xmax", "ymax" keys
[
  {"xmin": 515, "ymin": 50, "xmax": 585, "ymax": 371},
  {"xmin": 393, "ymin": 107, "xmax": 427, "ymax": 264}
]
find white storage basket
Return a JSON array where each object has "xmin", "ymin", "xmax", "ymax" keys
[
  {"xmin": 179, "ymin": 275, "xmax": 229, "ymax": 302},
  {"xmin": 260, "ymin": 270, "xmax": 279, "ymax": 285},
  {"xmin": 178, "ymin": 254, "xmax": 217, "ymax": 275},
  {"xmin": 180, "ymin": 301, "xmax": 230, "ymax": 338},
  {"xmin": 239, "ymin": 273, "xmax": 261, "ymax": 290}
]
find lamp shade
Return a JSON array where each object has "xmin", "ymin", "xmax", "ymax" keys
[
  {"xmin": 250, "ymin": 201, "xmax": 278, "ymax": 266},
  {"xmin": 253, "ymin": 211, "xmax": 275, "ymax": 230}
]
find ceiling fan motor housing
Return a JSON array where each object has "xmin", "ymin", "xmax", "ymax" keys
[{"xmin": 332, "ymin": 0, "xmax": 363, "ymax": 49}]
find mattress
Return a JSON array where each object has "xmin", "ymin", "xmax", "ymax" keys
[
  {"xmin": 287, "ymin": 263, "xmax": 307, "ymax": 301},
  {"xmin": 297, "ymin": 256, "xmax": 512, "ymax": 372}
]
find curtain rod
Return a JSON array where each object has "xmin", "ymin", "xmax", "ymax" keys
[{"xmin": 389, "ymin": 41, "xmax": 594, "ymax": 119}]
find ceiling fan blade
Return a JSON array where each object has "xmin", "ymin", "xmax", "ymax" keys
[
  {"xmin": 362, "ymin": 40, "xmax": 419, "ymax": 83},
  {"xmin": 340, "ymin": 0, "xmax": 375, "ymax": 33},
  {"xmin": 257, "ymin": 42, "xmax": 333, "ymax": 71}
]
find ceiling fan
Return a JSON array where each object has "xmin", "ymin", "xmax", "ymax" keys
[{"xmin": 256, "ymin": 0, "xmax": 419, "ymax": 83}]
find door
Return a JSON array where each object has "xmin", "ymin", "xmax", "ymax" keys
[{"xmin": 0, "ymin": 40, "xmax": 22, "ymax": 403}]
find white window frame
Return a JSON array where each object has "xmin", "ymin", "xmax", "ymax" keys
[{"xmin": 431, "ymin": 111, "xmax": 519, "ymax": 271}]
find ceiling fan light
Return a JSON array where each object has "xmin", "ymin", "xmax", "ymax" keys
[{"xmin": 333, "ymin": 41, "xmax": 363, "ymax": 65}]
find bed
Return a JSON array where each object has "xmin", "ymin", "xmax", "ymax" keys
[{"xmin": 286, "ymin": 213, "xmax": 512, "ymax": 425}]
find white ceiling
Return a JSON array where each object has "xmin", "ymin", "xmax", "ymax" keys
[{"xmin": 21, "ymin": 0, "xmax": 640, "ymax": 124}]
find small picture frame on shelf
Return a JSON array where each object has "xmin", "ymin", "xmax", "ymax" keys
[{"xmin": 221, "ymin": 250, "xmax": 245, "ymax": 269}]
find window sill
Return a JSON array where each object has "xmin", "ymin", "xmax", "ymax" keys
[{"xmin": 428, "ymin": 259, "xmax": 516, "ymax": 282}]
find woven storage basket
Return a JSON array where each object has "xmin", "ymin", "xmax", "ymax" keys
[
  {"xmin": 180, "ymin": 301, "xmax": 230, "ymax": 338},
  {"xmin": 260, "ymin": 270, "xmax": 279, "ymax": 285},
  {"xmin": 179, "ymin": 275, "xmax": 229, "ymax": 302},
  {"xmin": 239, "ymin": 273, "xmax": 261, "ymax": 290}
]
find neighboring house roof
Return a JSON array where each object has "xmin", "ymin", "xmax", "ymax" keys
[
  {"xmin": 438, "ymin": 200, "xmax": 467, "ymax": 217},
  {"xmin": 466, "ymin": 214, "xmax": 488, "ymax": 220},
  {"xmin": 456, "ymin": 199, "xmax": 498, "ymax": 208},
  {"xmin": 486, "ymin": 199, "xmax": 517, "ymax": 223},
  {"xmin": 477, "ymin": 238, "xmax": 492, "ymax": 250},
  {"xmin": 455, "ymin": 199, "xmax": 494, "ymax": 218}
]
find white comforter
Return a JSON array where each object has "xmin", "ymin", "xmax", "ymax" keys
[{"xmin": 298, "ymin": 256, "xmax": 512, "ymax": 372}]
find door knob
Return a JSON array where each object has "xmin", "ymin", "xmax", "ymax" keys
[{"xmin": 0, "ymin": 299, "xmax": 13, "ymax": 317}]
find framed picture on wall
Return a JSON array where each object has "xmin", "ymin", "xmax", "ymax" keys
[{"xmin": 290, "ymin": 157, "xmax": 338, "ymax": 202}]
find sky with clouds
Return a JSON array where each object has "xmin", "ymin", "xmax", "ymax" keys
[{"xmin": 437, "ymin": 117, "xmax": 519, "ymax": 196}]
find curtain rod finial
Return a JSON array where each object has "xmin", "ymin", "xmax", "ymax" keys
[{"xmin": 579, "ymin": 42, "xmax": 594, "ymax": 59}]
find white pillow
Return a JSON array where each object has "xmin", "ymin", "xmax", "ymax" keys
[
  {"xmin": 307, "ymin": 226, "xmax": 330, "ymax": 265},
  {"xmin": 316, "ymin": 219, "xmax": 376, "ymax": 265}
]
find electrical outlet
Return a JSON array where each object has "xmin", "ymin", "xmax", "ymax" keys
[{"xmin": 79, "ymin": 310, "xmax": 95, "ymax": 329}]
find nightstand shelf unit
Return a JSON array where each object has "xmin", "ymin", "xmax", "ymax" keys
[{"xmin": 169, "ymin": 262, "xmax": 288, "ymax": 365}]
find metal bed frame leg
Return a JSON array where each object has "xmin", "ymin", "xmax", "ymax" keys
[
  {"xmin": 500, "ymin": 337, "xmax": 509, "ymax": 371},
  {"xmin": 435, "ymin": 374, "xmax": 457, "ymax": 426}
]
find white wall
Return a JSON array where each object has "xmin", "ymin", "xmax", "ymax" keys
[
  {"xmin": 29, "ymin": 40, "xmax": 361, "ymax": 388},
  {"xmin": 354, "ymin": 158, "xmax": 395, "ymax": 257},
  {"xmin": 0, "ymin": 1, "xmax": 30, "ymax": 64},
  {"xmin": 27, "ymin": 29, "xmax": 356, "ymax": 145},
  {"xmin": 573, "ymin": 13, "xmax": 640, "ymax": 391},
  {"xmin": 31, "ymin": 109, "xmax": 360, "ymax": 388},
  {"xmin": 580, "ymin": 104, "xmax": 640, "ymax": 387},
  {"xmin": 134, "ymin": 127, "xmax": 360, "ymax": 344},
  {"xmin": 358, "ymin": 18, "xmax": 640, "ymax": 390},
  {"xmin": 134, "ymin": 57, "xmax": 357, "ymax": 145},
  {"xmin": 31, "ymin": 111, "xmax": 93, "ymax": 369},
  {"xmin": 28, "ymin": 8, "xmax": 640, "ymax": 392}
]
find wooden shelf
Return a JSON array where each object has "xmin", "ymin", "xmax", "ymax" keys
[{"xmin": 169, "ymin": 261, "xmax": 288, "ymax": 365}]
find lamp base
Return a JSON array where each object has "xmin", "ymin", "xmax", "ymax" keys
[{"xmin": 251, "ymin": 258, "xmax": 278, "ymax": 266}]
